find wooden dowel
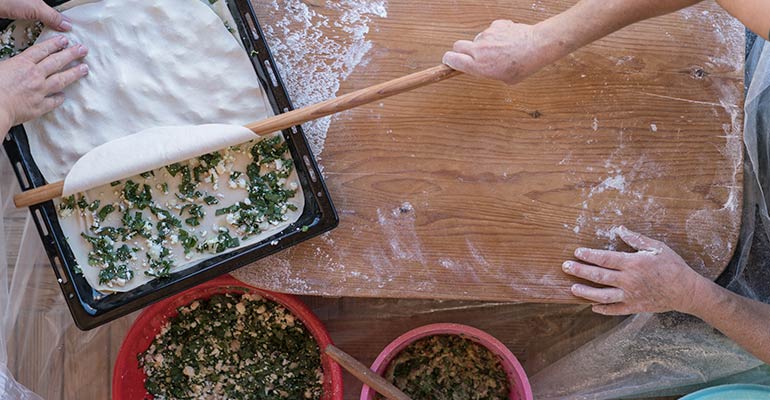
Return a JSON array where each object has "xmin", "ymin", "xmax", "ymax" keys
[
  {"xmin": 324, "ymin": 344, "xmax": 412, "ymax": 400},
  {"xmin": 13, "ymin": 64, "xmax": 460, "ymax": 209},
  {"xmin": 14, "ymin": 181, "xmax": 64, "ymax": 208},
  {"xmin": 244, "ymin": 64, "xmax": 460, "ymax": 135}
]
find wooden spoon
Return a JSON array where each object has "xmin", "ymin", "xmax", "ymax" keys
[
  {"xmin": 324, "ymin": 344, "xmax": 412, "ymax": 400},
  {"xmin": 13, "ymin": 64, "xmax": 460, "ymax": 208}
]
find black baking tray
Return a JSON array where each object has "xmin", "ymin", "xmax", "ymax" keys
[{"xmin": 1, "ymin": 0, "xmax": 338, "ymax": 330}]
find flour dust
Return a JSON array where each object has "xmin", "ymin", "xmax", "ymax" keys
[{"xmin": 262, "ymin": 0, "xmax": 388, "ymax": 166}]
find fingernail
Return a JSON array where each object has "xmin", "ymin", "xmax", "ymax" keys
[
  {"xmin": 574, "ymin": 248, "xmax": 585, "ymax": 257},
  {"xmin": 562, "ymin": 261, "xmax": 572, "ymax": 272},
  {"xmin": 59, "ymin": 19, "xmax": 72, "ymax": 31},
  {"xmin": 571, "ymin": 284, "xmax": 580, "ymax": 293},
  {"xmin": 77, "ymin": 45, "xmax": 88, "ymax": 56},
  {"xmin": 79, "ymin": 64, "xmax": 89, "ymax": 74},
  {"xmin": 57, "ymin": 36, "xmax": 68, "ymax": 46}
]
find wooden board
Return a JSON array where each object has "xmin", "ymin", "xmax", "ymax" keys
[{"xmin": 235, "ymin": 0, "xmax": 745, "ymax": 302}]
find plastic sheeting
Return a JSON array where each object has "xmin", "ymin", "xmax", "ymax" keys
[
  {"xmin": 529, "ymin": 36, "xmax": 770, "ymax": 398},
  {"xmin": 1, "ymin": 36, "xmax": 769, "ymax": 400}
]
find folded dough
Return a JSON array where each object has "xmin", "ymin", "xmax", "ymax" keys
[{"xmin": 62, "ymin": 124, "xmax": 256, "ymax": 196}]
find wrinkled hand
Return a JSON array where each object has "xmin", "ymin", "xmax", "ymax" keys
[
  {"xmin": 561, "ymin": 226, "xmax": 705, "ymax": 315},
  {"xmin": 0, "ymin": 36, "xmax": 88, "ymax": 129},
  {"xmin": 442, "ymin": 20, "xmax": 561, "ymax": 85},
  {"xmin": 0, "ymin": 0, "xmax": 71, "ymax": 31}
]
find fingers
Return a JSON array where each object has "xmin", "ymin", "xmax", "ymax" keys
[
  {"xmin": 45, "ymin": 64, "xmax": 89, "ymax": 93},
  {"xmin": 36, "ymin": 4, "xmax": 72, "ymax": 32},
  {"xmin": 617, "ymin": 226, "xmax": 663, "ymax": 253},
  {"xmin": 38, "ymin": 93, "xmax": 65, "ymax": 115},
  {"xmin": 452, "ymin": 40, "xmax": 475, "ymax": 55},
  {"xmin": 38, "ymin": 44, "xmax": 87, "ymax": 76},
  {"xmin": 574, "ymin": 247, "xmax": 628, "ymax": 270},
  {"xmin": 562, "ymin": 261, "xmax": 621, "ymax": 286},
  {"xmin": 442, "ymin": 51, "xmax": 476, "ymax": 74},
  {"xmin": 21, "ymin": 36, "xmax": 69, "ymax": 63},
  {"xmin": 571, "ymin": 284, "xmax": 624, "ymax": 304},
  {"xmin": 591, "ymin": 304, "xmax": 632, "ymax": 316}
]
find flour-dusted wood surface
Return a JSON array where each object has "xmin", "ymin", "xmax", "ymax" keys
[{"xmin": 235, "ymin": 0, "xmax": 745, "ymax": 302}]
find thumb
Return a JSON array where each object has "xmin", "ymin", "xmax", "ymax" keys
[
  {"xmin": 36, "ymin": 3, "xmax": 71, "ymax": 32},
  {"xmin": 442, "ymin": 51, "xmax": 477, "ymax": 75},
  {"xmin": 617, "ymin": 226, "xmax": 661, "ymax": 252}
]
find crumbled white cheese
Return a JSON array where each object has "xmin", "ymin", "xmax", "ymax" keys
[
  {"xmin": 226, "ymin": 213, "xmax": 237, "ymax": 225},
  {"xmin": 147, "ymin": 240, "xmax": 163, "ymax": 259}
]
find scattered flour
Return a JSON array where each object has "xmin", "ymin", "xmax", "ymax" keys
[
  {"xmin": 376, "ymin": 202, "xmax": 424, "ymax": 263},
  {"xmin": 234, "ymin": 0, "xmax": 388, "ymax": 294},
  {"xmin": 566, "ymin": 140, "xmax": 667, "ymax": 245},
  {"xmin": 650, "ymin": 123, "xmax": 658, "ymax": 132},
  {"xmin": 677, "ymin": 3, "xmax": 743, "ymax": 270},
  {"xmin": 595, "ymin": 226, "xmax": 623, "ymax": 251},
  {"xmin": 262, "ymin": 0, "xmax": 388, "ymax": 164}
]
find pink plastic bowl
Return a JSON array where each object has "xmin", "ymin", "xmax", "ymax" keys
[{"xmin": 360, "ymin": 323, "xmax": 533, "ymax": 400}]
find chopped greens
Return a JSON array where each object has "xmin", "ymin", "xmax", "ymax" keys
[
  {"xmin": 97, "ymin": 204, "xmax": 115, "ymax": 220},
  {"xmin": 140, "ymin": 293, "xmax": 324, "ymax": 399},
  {"xmin": 123, "ymin": 180, "xmax": 152, "ymax": 209},
  {"xmin": 165, "ymin": 163, "xmax": 183, "ymax": 177},
  {"xmin": 381, "ymin": 335, "xmax": 511, "ymax": 400},
  {"xmin": 88, "ymin": 199, "xmax": 101, "ymax": 212},
  {"xmin": 203, "ymin": 195, "xmax": 219, "ymax": 205},
  {"xmin": 58, "ymin": 195, "xmax": 77, "ymax": 216},
  {"xmin": 97, "ymin": 263, "xmax": 133, "ymax": 285}
]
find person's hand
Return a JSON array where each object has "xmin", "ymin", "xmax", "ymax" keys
[
  {"xmin": 0, "ymin": 35, "xmax": 88, "ymax": 130},
  {"xmin": 442, "ymin": 20, "xmax": 563, "ymax": 85},
  {"xmin": 0, "ymin": 0, "xmax": 71, "ymax": 31},
  {"xmin": 561, "ymin": 226, "xmax": 706, "ymax": 315}
]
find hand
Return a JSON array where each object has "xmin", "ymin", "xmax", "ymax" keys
[
  {"xmin": 0, "ymin": 35, "xmax": 88, "ymax": 129},
  {"xmin": 0, "ymin": 0, "xmax": 71, "ymax": 31},
  {"xmin": 442, "ymin": 20, "xmax": 563, "ymax": 85},
  {"xmin": 561, "ymin": 226, "xmax": 706, "ymax": 315}
]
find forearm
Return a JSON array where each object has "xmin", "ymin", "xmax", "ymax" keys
[
  {"xmin": 685, "ymin": 277, "xmax": 770, "ymax": 363},
  {"xmin": 717, "ymin": 0, "xmax": 770, "ymax": 40},
  {"xmin": 534, "ymin": 0, "xmax": 702, "ymax": 62}
]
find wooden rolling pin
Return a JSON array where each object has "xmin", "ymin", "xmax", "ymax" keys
[
  {"xmin": 14, "ymin": 64, "xmax": 460, "ymax": 208},
  {"xmin": 324, "ymin": 344, "xmax": 412, "ymax": 400}
]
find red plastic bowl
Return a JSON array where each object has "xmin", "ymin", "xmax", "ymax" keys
[
  {"xmin": 360, "ymin": 323, "xmax": 533, "ymax": 400},
  {"xmin": 112, "ymin": 274, "xmax": 343, "ymax": 400}
]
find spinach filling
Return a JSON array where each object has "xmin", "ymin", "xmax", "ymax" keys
[
  {"xmin": 140, "ymin": 293, "xmax": 324, "ymax": 399},
  {"xmin": 66, "ymin": 135, "xmax": 298, "ymax": 288},
  {"xmin": 381, "ymin": 335, "xmax": 511, "ymax": 400}
]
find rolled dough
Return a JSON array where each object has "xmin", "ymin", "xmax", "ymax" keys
[
  {"xmin": 24, "ymin": 0, "xmax": 272, "ymax": 182},
  {"xmin": 62, "ymin": 124, "xmax": 256, "ymax": 196}
]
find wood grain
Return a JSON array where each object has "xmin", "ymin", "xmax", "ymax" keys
[{"xmin": 236, "ymin": 0, "xmax": 745, "ymax": 302}]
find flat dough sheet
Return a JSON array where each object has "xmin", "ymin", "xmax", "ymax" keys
[{"xmin": 24, "ymin": 0, "xmax": 272, "ymax": 182}]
